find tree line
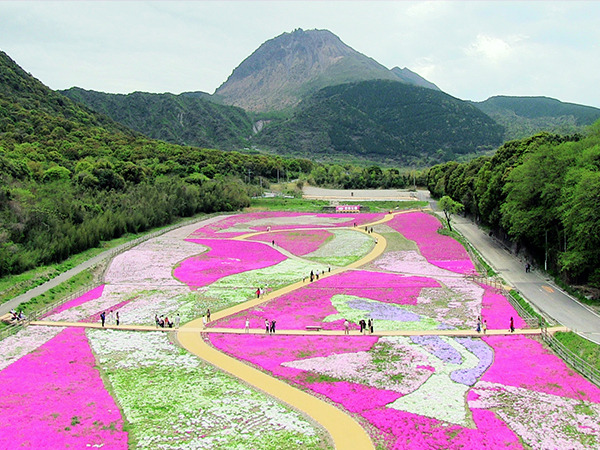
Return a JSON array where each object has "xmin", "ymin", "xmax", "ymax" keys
[{"xmin": 427, "ymin": 124, "xmax": 600, "ymax": 290}]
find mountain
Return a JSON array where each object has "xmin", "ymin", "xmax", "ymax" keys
[
  {"xmin": 255, "ymin": 79, "xmax": 504, "ymax": 166},
  {"xmin": 471, "ymin": 96, "xmax": 600, "ymax": 140},
  {"xmin": 60, "ymin": 87, "xmax": 254, "ymax": 149},
  {"xmin": 391, "ymin": 67, "xmax": 440, "ymax": 91},
  {"xmin": 214, "ymin": 28, "xmax": 434, "ymax": 112}
]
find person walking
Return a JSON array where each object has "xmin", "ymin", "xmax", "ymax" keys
[
  {"xmin": 483, "ymin": 320, "xmax": 487, "ymax": 334},
  {"xmin": 245, "ymin": 317, "xmax": 250, "ymax": 333},
  {"xmin": 368, "ymin": 318, "xmax": 373, "ymax": 334},
  {"xmin": 202, "ymin": 315, "xmax": 207, "ymax": 328},
  {"xmin": 206, "ymin": 308, "xmax": 211, "ymax": 322},
  {"xmin": 100, "ymin": 311, "xmax": 106, "ymax": 328},
  {"xmin": 116, "ymin": 311, "xmax": 120, "ymax": 326},
  {"xmin": 256, "ymin": 287, "xmax": 261, "ymax": 298},
  {"xmin": 174, "ymin": 314, "xmax": 180, "ymax": 328},
  {"xmin": 270, "ymin": 320, "xmax": 276, "ymax": 334},
  {"xmin": 476, "ymin": 316, "xmax": 482, "ymax": 333},
  {"xmin": 344, "ymin": 319, "xmax": 349, "ymax": 335},
  {"xmin": 265, "ymin": 319, "xmax": 270, "ymax": 334},
  {"xmin": 509, "ymin": 317, "xmax": 515, "ymax": 333}
]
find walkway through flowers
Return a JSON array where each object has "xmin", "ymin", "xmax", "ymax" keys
[{"xmin": 2, "ymin": 210, "xmax": 599, "ymax": 449}]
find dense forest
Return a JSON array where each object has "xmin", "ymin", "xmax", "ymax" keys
[
  {"xmin": 60, "ymin": 87, "xmax": 254, "ymax": 150},
  {"xmin": 255, "ymin": 80, "xmax": 504, "ymax": 166},
  {"xmin": 428, "ymin": 125, "xmax": 600, "ymax": 290}
]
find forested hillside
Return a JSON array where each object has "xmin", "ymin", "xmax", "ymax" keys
[
  {"xmin": 60, "ymin": 87, "xmax": 254, "ymax": 150},
  {"xmin": 427, "ymin": 124, "xmax": 600, "ymax": 290},
  {"xmin": 0, "ymin": 51, "xmax": 314, "ymax": 276},
  {"xmin": 471, "ymin": 96, "xmax": 600, "ymax": 141},
  {"xmin": 255, "ymin": 80, "xmax": 504, "ymax": 166}
]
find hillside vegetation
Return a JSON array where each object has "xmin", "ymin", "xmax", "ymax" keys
[
  {"xmin": 471, "ymin": 96, "xmax": 600, "ymax": 141},
  {"xmin": 60, "ymin": 87, "xmax": 254, "ymax": 150},
  {"xmin": 0, "ymin": 51, "xmax": 314, "ymax": 276},
  {"xmin": 428, "ymin": 125, "xmax": 600, "ymax": 292},
  {"xmin": 256, "ymin": 80, "xmax": 504, "ymax": 166}
]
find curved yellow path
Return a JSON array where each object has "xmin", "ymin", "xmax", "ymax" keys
[{"xmin": 177, "ymin": 212, "xmax": 406, "ymax": 449}]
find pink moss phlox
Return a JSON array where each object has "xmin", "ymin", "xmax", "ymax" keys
[
  {"xmin": 212, "ymin": 271, "xmax": 439, "ymax": 330},
  {"xmin": 209, "ymin": 334, "xmax": 377, "ymax": 376},
  {"xmin": 480, "ymin": 286, "xmax": 527, "ymax": 329},
  {"xmin": 310, "ymin": 381, "xmax": 401, "ymax": 413},
  {"xmin": 43, "ymin": 285, "xmax": 105, "ymax": 318},
  {"xmin": 389, "ymin": 212, "xmax": 475, "ymax": 274},
  {"xmin": 316, "ymin": 270, "xmax": 440, "ymax": 305},
  {"xmin": 363, "ymin": 408, "xmax": 522, "ymax": 449},
  {"xmin": 482, "ymin": 335, "xmax": 600, "ymax": 403},
  {"xmin": 174, "ymin": 239, "xmax": 286, "ymax": 289},
  {"xmin": 86, "ymin": 298, "xmax": 132, "ymax": 323},
  {"xmin": 189, "ymin": 211, "xmax": 385, "ymax": 238},
  {"xmin": 0, "ymin": 328, "xmax": 127, "ymax": 448},
  {"xmin": 250, "ymin": 229, "xmax": 333, "ymax": 256}
]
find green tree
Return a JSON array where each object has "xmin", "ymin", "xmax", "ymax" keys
[{"xmin": 438, "ymin": 195, "xmax": 464, "ymax": 232}]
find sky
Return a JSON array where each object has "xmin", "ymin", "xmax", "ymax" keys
[{"xmin": 1, "ymin": 1, "xmax": 599, "ymax": 107}]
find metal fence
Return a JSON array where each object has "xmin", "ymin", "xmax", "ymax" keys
[
  {"xmin": 0, "ymin": 283, "xmax": 98, "ymax": 340},
  {"xmin": 541, "ymin": 328, "xmax": 600, "ymax": 387}
]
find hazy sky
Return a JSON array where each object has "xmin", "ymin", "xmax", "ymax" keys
[{"xmin": 1, "ymin": 1, "xmax": 599, "ymax": 107}]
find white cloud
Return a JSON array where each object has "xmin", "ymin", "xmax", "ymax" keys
[{"xmin": 465, "ymin": 34, "xmax": 513, "ymax": 64}]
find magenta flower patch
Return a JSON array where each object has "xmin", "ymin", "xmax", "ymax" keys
[
  {"xmin": 174, "ymin": 239, "xmax": 287, "ymax": 289},
  {"xmin": 250, "ymin": 229, "xmax": 333, "ymax": 256},
  {"xmin": 480, "ymin": 285, "xmax": 528, "ymax": 330},
  {"xmin": 43, "ymin": 285, "xmax": 105, "ymax": 317},
  {"xmin": 211, "ymin": 270, "xmax": 439, "ymax": 330},
  {"xmin": 481, "ymin": 334, "xmax": 600, "ymax": 403},
  {"xmin": 0, "ymin": 327, "xmax": 127, "ymax": 449},
  {"xmin": 189, "ymin": 211, "xmax": 385, "ymax": 238},
  {"xmin": 389, "ymin": 212, "xmax": 475, "ymax": 274}
]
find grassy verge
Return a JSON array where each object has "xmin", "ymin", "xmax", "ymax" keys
[
  {"xmin": 508, "ymin": 290, "xmax": 544, "ymax": 323},
  {"xmin": 249, "ymin": 197, "xmax": 427, "ymax": 213},
  {"xmin": 553, "ymin": 331, "xmax": 600, "ymax": 368},
  {"xmin": 248, "ymin": 197, "xmax": 329, "ymax": 211},
  {"xmin": 438, "ymin": 227, "xmax": 496, "ymax": 277}
]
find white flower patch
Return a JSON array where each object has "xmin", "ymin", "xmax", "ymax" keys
[
  {"xmin": 283, "ymin": 337, "xmax": 433, "ymax": 395},
  {"xmin": 202, "ymin": 258, "xmax": 315, "ymax": 304},
  {"xmin": 87, "ymin": 330, "xmax": 328, "ymax": 449},
  {"xmin": 469, "ymin": 381, "xmax": 600, "ymax": 449},
  {"xmin": 0, "ymin": 325, "xmax": 65, "ymax": 371},
  {"xmin": 105, "ymin": 236, "xmax": 205, "ymax": 285},
  {"xmin": 304, "ymin": 229, "xmax": 373, "ymax": 266},
  {"xmin": 46, "ymin": 284, "xmax": 142, "ymax": 323},
  {"xmin": 375, "ymin": 250, "xmax": 455, "ymax": 278},
  {"xmin": 113, "ymin": 287, "xmax": 192, "ymax": 326},
  {"xmin": 387, "ymin": 336, "xmax": 479, "ymax": 426},
  {"xmin": 221, "ymin": 215, "xmax": 352, "ymax": 234}
]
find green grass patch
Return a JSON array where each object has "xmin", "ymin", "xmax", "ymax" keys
[
  {"xmin": 508, "ymin": 290, "xmax": 543, "ymax": 323},
  {"xmin": 248, "ymin": 197, "xmax": 328, "ymax": 211},
  {"xmin": 554, "ymin": 331, "xmax": 600, "ymax": 368},
  {"xmin": 343, "ymin": 200, "xmax": 427, "ymax": 212}
]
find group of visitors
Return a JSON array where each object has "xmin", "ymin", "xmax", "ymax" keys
[
  {"xmin": 304, "ymin": 267, "xmax": 331, "ymax": 283},
  {"xmin": 9, "ymin": 309, "xmax": 25, "ymax": 322},
  {"xmin": 265, "ymin": 318, "xmax": 276, "ymax": 334},
  {"xmin": 343, "ymin": 318, "xmax": 374, "ymax": 334},
  {"xmin": 100, "ymin": 309, "xmax": 120, "ymax": 327},
  {"xmin": 476, "ymin": 316, "xmax": 516, "ymax": 334},
  {"xmin": 155, "ymin": 313, "xmax": 180, "ymax": 329},
  {"xmin": 256, "ymin": 286, "xmax": 268, "ymax": 298}
]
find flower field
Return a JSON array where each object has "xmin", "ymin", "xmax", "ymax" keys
[{"xmin": 1, "ymin": 210, "xmax": 599, "ymax": 449}]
